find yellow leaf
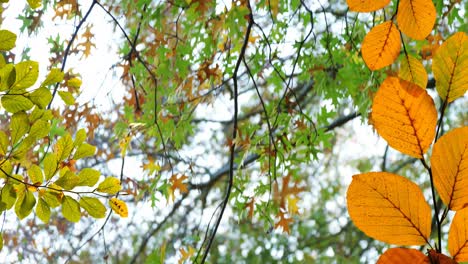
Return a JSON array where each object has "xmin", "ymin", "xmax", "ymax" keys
[
  {"xmin": 432, "ymin": 32, "xmax": 468, "ymax": 102},
  {"xmin": 397, "ymin": 0, "xmax": 436, "ymax": 40},
  {"xmin": 109, "ymin": 197, "xmax": 128, "ymax": 218},
  {"xmin": 287, "ymin": 195, "xmax": 299, "ymax": 215},
  {"xmin": 346, "ymin": 0, "xmax": 390, "ymax": 12},
  {"xmin": 178, "ymin": 246, "xmax": 195, "ymax": 264},
  {"xmin": 449, "ymin": 207, "xmax": 468, "ymax": 262},
  {"xmin": 361, "ymin": 21, "xmax": 401, "ymax": 70},
  {"xmin": 347, "ymin": 172, "xmax": 431, "ymax": 245},
  {"xmin": 432, "ymin": 126, "xmax": 468, "ymax": 211},
  {"xmin": 377, "ymin": 248, "xmax": 427, "ymax": 264},
  {"xmin": 399, "ymin": 54, "xmax": 428, "ymax": 89},
  {"xmin": 370, "ymin": 77, "xmax": 437, "ymax": 158}
]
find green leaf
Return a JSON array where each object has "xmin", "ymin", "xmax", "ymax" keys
[
  {"xmin": 54, "ymin": 170, "xmax": 80, "ymax": 190},
  {"xmin": 41, "ymin": 68, "xmax": 64, "ymax": 86},
  {"xmin": 0, "ymin": 64, "xmax": 15, "ymax": 91},
  {"xmin": 0, "ymin": 130, "xmax": 8, "ymax": 155},
  {"xmin": 0, "ymin": 30, "xmax": 16, "ymax": 51},
  {"xmin": 12, "ymin": 61, "xmax": 39, "ymax": 90},
  {"xmin": 43, "ymin": 153, "xmax": 58, "ymax": 180},
  {"xmin": 28, "ymin": 119, "xmax": 50, "ymax": 139},
  {"xmin": 41, "ymin": 191, "xmax": 60, "ymax": 208},
  {"xmin": 58, "ymin": 91, "xmax": 75, "ymax": 105},
  {"xmin": 1, "ymin": 94, "xmax": 34, "ymax": 113},
  {"xmin": 0, "ymin": 233, "xmax": 3, "ymax": 251},
  {"xmin": 61, "ymin": 195, "xmax": 80, "ymax": 222},
  {"xmin": 29, "ymin": 87, "xmax": 52, "ymax": 109},
  {"xmin": 15, "ymin": 187, "xmax": 36, "ymax": 220},
  {"xmin": 73, "ymin": 129, "xmax": 87, "ymax": 148},
  {"xmin": 97, "ymin": 177, "xmax": 121, "ymax": 194},
  {"xmin": 55, "ymin": 132, "xmax": 73, "ymax": 161},
  {"xmin": 0, "ymin": 160, "xmax": 12, "ymax": 179},
  {"xmin": 79, "ymin": 197, "xmax": 106, "ymax": 218},
  {"xmin": 27, "ymin": 0, "xmax": 41, "ymax": 9},
  {"xmin": 67, "ymin": 77, "xmax": 82, "ymax": 88},
  {"xmin": 78, "ymin": 168, "xmax": 100, "ymax": 187},
  {"xmin": 36, "ymin": 198, "xmax": 51, "ymax": 223},
  {"xmin": 1, "ymin": 183, "xmax": 17, "ymax": 209},
  {"xmin": 73, "ymin": 143, "xmax": 96, "ymax": 160},
  {"xmin": 28, "ymin": 164, "xmax": 43, "ymax": 184},
  {"xmin": 10, "ymin": 111, "xmax": 30, "ymax": 145}
]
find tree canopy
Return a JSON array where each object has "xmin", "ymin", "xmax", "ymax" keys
[{"xmin": 0, "ymin": 0, "xmax": 466, "ymax": 263}]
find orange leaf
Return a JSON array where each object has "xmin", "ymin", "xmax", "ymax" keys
[
  {"xmin": 396, "ymin": 0, "xmax": 436, "ymax": 40},
  {"xmin": 399, "ymin": 54, "xmax": 428, "ymax": 89},
  {"xmin": 432, "ymin": 32, "xmax": 468, "ymax": 102},
  {"xmin": 274, "ymin": 210, "xmax": 293, "ymax": 234},
  {"xmin": 361, "ymin": 21, "xmax": 401, "ymax": 70},
  {"xmin": 346, "ymin": 0, "xmax": 390, "ymax": 12},
  {"xmin": 449, "ymin": 207, "xmax": 468, "ymax": 262},
  {"xmin": 377, "ymin": 248, "xmax": 427, "ymax": 264},
  {"xmin": 370, "ymin": 77, "xmax": 437, "ymax": 158},
  {"xmin": 347, "ymin": 172, "xmax": 431, "ymax": 245},
  {"xmin": 432, "ymin": 127, "xmax": 468, "ymax": 211},
  {"xmin": 169, "ymin": 174, "xmax": 189, "ymax": 200}
]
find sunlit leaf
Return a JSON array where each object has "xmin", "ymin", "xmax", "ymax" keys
[
  {"xmin": 58, "ymin": 90, "xmax": 75, "ymax": 105},
  {"xmin": 27, "ymin": 0, "xmax": 41, "ymax": 9},
  {"xmin": 109, "ymin": 197, "xmax": 128, "ymax": 217},
  {"xmin": 97, "ymin": 177, "xmax": 121, "ymax": 194},
  {"xmin": 29, "ymin": 87, "xmax": 52, "ymax": 109},
  {"xmin": 55, "ymin": 133, "xmax": 73, "ymax": 161},
  {"xmin": 432, "ymin": 32, "xmax": 468, "ymax": 102},
  {"xmin": 370, "ymin": 77, "xmax": 437, "ymax": 158},
  {"xmin": 80, "ymin": 197, "xmax": 106, "ymax": 218},
  {"xmin": 376, "ymin": 248, "xmax": 427, "ymax": 263},
  {"xmin": 1, "ymin": 183, "xmax": 17, "ymax": 209},
  {"xmin": 432, "ymin": 127, "xmax": 468, "ymax": 211},
  {"xmin": 43, "ymin": 153, "xmax": 58, "ymax": 180},
  {"xmin": 61, "ymin": 195, "xmax": 80, "ymax": 222},
  {"xmin": 73, "ymin": 143, "xmax": 96, "ymax": 160},
  {"xmin": 73, "ymin": 129, "xmax": 87, "ymax": 148},
  {"xmin": 0, "ymin": 130, "xmax": 8, "ymax": 156},
  {"xmin": 40, "ymin": 191, "xmax": 61, "ymax": 208},
  {"xmin": 346, "ymin": 0, "xmax": 390, "ymax": 12},
  {"xmin": 77, "ymin": 168, "xmax": 100, "ymax": 187},
  {"xmin": 41, "ymin": 68, "xmax": 64, "ymax": 86},
  {"xmin": 36, "ymin": 198, "xmax": 51, "ymax": 223},
  {"xmin": 361, "ymin": 21, "xmax": 401, "ymax": 70},
  {"xmin": 449, "ymin": 207, "xmax": 468, "ymax": 262},
  {"xmin": 397, "ymin": 0, "xmax": 436, "ymax": 40},
  {"xmin": 347, "ymin": 172, "xmax": 431, "ymax": 245},
  {"xmin": 399, "ymin": 55, "xmax": 428, "ymax": 89},
  {"xmin": 28, "ymin": 164, "xmax": 43, "ymax": 185},
  {"xmin": 1, "ymin": 94, "xmax": 34, "ymax": 113},
  {"xmin": 54, "ymin": 170, "xmax": 80, "ymax": 190},
  {"xmin": 10, "ymin": 111, "xmax": 30, "ymax": 145},
  {"xmin": 28, "ymin": 119, "xmax": 50, "ymax": 139},
  {"xmin": 0, "ymin": 30, "xmax": 16, "ymax": 51},
  {"xmin": 15, "ymin": 187, "xmax": 36, "ymax": 220},
  {"xmin": 12, "ymin": 61, "xmax": 39, "ymax": 90}
]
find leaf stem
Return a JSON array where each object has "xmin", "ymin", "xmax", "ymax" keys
[{"xmin": 421, "ymin": 157, "xmax": 441, "ymax": 252}]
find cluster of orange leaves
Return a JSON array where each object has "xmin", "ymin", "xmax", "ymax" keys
[{"xmin": 346, "ymin": 0, "xmax": 468, "ymax": 262}]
